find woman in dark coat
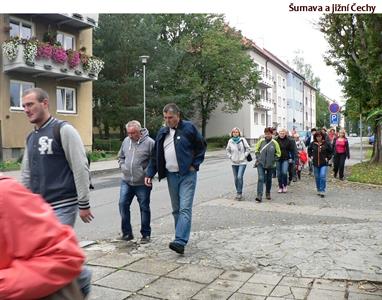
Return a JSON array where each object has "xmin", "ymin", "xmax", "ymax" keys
[{"xmin": 308, "ymin": 131, "xmax": 333, "ymax": 198}]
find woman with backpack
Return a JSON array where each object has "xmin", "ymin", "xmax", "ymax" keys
[{"xmin": 226, "ymin": 127, "xmax": 251, "ymax": 200}]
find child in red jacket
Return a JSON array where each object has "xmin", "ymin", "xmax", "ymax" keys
[{"xmin": 0, "ymin": 175, "xmax": 85, "ymax": 300}]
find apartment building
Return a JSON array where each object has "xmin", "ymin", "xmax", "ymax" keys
[
  {"xmin": 0, "ymin": 14, "xmax": 101, "ymax": 161},
  {"xmin": 304, "ymin": 81, "xmax": 317, "ymax": 130},
  {"xmin": 206, "ymin": 40, "xmax": 293, "ymax": 142}
]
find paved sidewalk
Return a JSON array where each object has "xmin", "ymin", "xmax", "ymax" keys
[
  {"xmin": 85, "ymin": 240, "xmax": 382, "ymax": 300},
  {"xmin": 83, "ymin": 162, "xmax": 382, "ymax": 299}
]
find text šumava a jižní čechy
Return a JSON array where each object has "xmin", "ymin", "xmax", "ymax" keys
[{"xmin": 289, "ymin": 3, "xmax": 376, "ymax": 13}]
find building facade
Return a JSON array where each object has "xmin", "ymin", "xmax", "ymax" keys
[
  {"xmin": 0, "ymin": 14, "xmax": 100, "ymax": 161},
  {"xmin": 303, "ymin": 82, "xmax": 317, "ymax": 130},
  {"xmin": 206, "ymin": 39, "xmax": 316, "ymax": 143}
]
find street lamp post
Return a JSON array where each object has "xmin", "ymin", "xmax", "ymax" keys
[{"xmin": 139, "ymin": 55, "xmax": 149, "ymax": 128}]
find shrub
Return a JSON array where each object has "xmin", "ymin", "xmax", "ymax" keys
[
  {"xmin": 206, "ymin": 135, "xmax": 230, "ymax": 148},
  {"xmin": 93, "ymin": 138, "xmax": 122, "ymax": 152}
]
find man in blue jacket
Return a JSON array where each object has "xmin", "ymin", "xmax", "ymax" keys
[{"xmin": 145, "ymin": 103, "xmax": 207, "ymax": 254}]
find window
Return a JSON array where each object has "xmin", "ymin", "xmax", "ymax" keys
[
  {"xmin": 9, "ymin": 17, "xmax": 33, "ymax": 39},
  {"xmin": 267, "ymin": 69, "xmax": 272, "ymax": 81},
  {"xmin": 282, "ymin": 78, "xmax": 286, "ymax": 89},
  {"xmin": 10, "ymin": 80, "xmax": 34, "ymax": 110},
  {"xmin": 56, "ymin": 87, "xmax": 76, "ymax": 113},
  {"xmin": 254, "ymin": 112, "xmax": 259, "ymax": 125},
  {"xmin": 260, "ymin": 89, "xmax": 266, "ymax": 100},
  {"xmin": 267, "ymin": 90, "xmax": 272, "ymax": 102},
  {"xmin": 57, "ymin": 32, "xmax": 75, "ymax": 50},
  {"xmin": 261, "ymin": 113, "xmax": 266, "ymax": 125}
]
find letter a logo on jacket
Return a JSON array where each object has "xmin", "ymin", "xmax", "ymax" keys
[{"xmin": 38, "ymin": 136, "xmax": 53, "ymax": 154}]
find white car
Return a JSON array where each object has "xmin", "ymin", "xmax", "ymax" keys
[{"xmin": 349, "ymin": 133, "xmax": 358, "ymax": 137}]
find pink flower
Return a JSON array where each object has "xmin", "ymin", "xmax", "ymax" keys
[
  {"xmin": 52, "ymin": 47, "xmax": 67, "ymax": 64},
  {"xmin": 37, "ymin": 43, "xmax": 53, "ymax": 59},
  {"xmin": 67, "ymin": 50, "xmax": 81, "ymax": 68}
]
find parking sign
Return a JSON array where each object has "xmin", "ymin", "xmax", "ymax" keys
[{"xmin": 330, "ymin": 113, "xmax": 338, "ymax": 125}]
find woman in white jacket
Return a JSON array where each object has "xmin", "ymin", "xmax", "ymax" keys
[{"xmin": 226, "ymin": 127, "xmax": 251, "ymax": 200}]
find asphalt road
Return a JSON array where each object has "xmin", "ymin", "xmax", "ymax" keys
[
  {"xmin": 75, "ymin": 140, "xmax": 373, "ymax": 241},
  {"xmin": 75, "ymin": 152, "xmax": 247, "ymax": 241}
]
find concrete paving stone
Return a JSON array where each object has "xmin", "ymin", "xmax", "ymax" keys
[
  {"xmin": 219, "ymin": 271, "xmax": 254, "ymax": 282},
  {"xmin": 87, "ymin": 265, "xmax": 116, "ymax": 282},
  {"xmin": 84, "ymin": 250, "xmax": 107, "ymax": 262},
  {"xmin": 237, "ymin": 282, "xmax": 274, "ymax": 296},
  {"xmin": 266, "ymin": 298, "xmax": 288, "ymax": 300},
  {"xmin": 128, "ymin": 294, "xmax": 161, "ymax": 300},
  {"xmin": 167, "ymin": 264, "xmax": 223, "ymax": 284},
  {"xmin": 192, "ymin": 287, "xmax": 233, "ymax": 299},
  {"xmin": 278, "ymin": 276, "xmax": 313, "ymax": 288},
  {"xmin": 348, "ymin": 292, "xmax": 382, "ymax": 300},
  {"xmin": 138, "ymin": 277, "xmax": 204, "ymax": 299},
  {"xmin": 87, "ymin": 252, "xmax": 143, "ymax": 268},
  {"xmin": 248, "ymin": 273, "xmax": 283, "ymax": 285},
  {"xmin": 270, "ymin": 285, "xmax": 309, "ymax": 299},
  {"xmin": 229, "ymin": 293, "xmax": 266, "ymax": 300},
  {"xmin": 89, "ymin": 285, "xmax": 131, "ymax": 300},
  {"xmin": 346, "ymin": 270, "xmax": 382, "ymax": 282},
  {"xmin": 312, "ymin": 278, "xmax": 347, "ymax": 292},
  {"xmin": 348, "ymin": 281, "xmax": 382, "ymax": 296},
  {"xmin": 124, "ymin": 258, "xmax": 180, "ymax": 276},
  {"xmin": 323, "ymin": 269, "xmax": 352, "ymax": 280},
  {"xmin": 94, "ymin": 270, "xmax": 158, "ymax": 292},
  {"xmin": 306, "ymin": 288, "xmax": 345, "ymax": 300},
  {"xmin": 207, "ymin": 279, "xmax": 245, "ymax": 292}
]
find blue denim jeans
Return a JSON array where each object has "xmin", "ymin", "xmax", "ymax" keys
[
  {"xmin": 257, "ymin": 165, "xmax": 274, "ymax": 197},
  {"xmin": 314, "ymin": 165, "xmax": 327, "ymax": 192},
  {"xmin": 231, "ymin": 164, "xmax": 247, "ymax": 194},
  {"xmin": 54, "ymin": 204, "xmax": 92, "ymax": 297},
  {"xmin": 277, "ymin": 160, "xmax": 289, "ymax": 188},
  {"xmin": 119, "ymin": 180, "xmax": 152, "ymax": 238},
  {"xmin": 166, "ymin": 171, "xmax": 197, "ymax": 246}
]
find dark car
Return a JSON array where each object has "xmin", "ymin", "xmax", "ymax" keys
[{"xmin": 369, "ymin": 135, "xmax": 375, "ymax": 145}]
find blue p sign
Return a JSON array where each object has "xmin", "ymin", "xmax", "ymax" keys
[{"xmin": 330, "ymin": 113, "xmax": 338, "ymax": 125}]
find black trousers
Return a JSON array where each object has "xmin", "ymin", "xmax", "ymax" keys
[{"xmin": 333, "ymin": 153, "xmax": 347, "ymax": 179}]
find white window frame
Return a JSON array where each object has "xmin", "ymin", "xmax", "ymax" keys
[
  {"xmin": 10, "ymin": 80, "xmax": 35, "ymax": 111},
  {"xmin": 56, "ymin": 86, "xmax": 77, "ymax": 114},
  {"xmin": 56, "ymin": 31, "xmax": 76, "ymax": 50},
  {"xmin": 254, "ymin": 112, "xmax": 259, "ymax": 125},
  {"xmin": 261, "ymin": 113, "xmax": 266, "ymax": 126},
  {"xmin": 9, "ymin": 16, "xmax": 34, "ymax": 39}
]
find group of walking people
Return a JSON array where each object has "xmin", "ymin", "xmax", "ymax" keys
[{"xmin": 226, "ymin": 126, "xmax": 351, "ymax": 201}]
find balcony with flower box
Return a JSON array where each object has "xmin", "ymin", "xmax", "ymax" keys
[{"xmin": 2, "ymin": 39, "xmax": 104, "ymax": 82}]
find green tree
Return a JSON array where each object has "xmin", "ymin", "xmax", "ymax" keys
[
  {"xmin": 94, "ymin": 14, "xmax": 259, "ymax": 139},
  {"xmin": 320, "ymin": 14, "xmax": 382, "ymax": 163},
  {"xmin": 157, "ymin": 14, "xmax": 259, "ymax": 136},
  {"xmin": 93, "ymin": 14, "xmax": 180, "ymax": 139}
]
